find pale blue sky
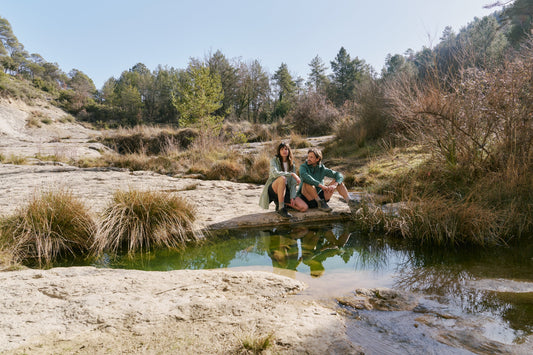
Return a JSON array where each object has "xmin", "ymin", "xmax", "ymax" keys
[{"xmin": 2, "ymin": 0, "xmax": 495, "ymax": 89}]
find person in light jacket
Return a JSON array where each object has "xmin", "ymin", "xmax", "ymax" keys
[{"xmin": 259, "ymin": 142, "xmax": 307, "ymax": 218}]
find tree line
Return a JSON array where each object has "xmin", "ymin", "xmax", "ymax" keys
[{"xmin": 0, "ymin": 0, "xmax": 531, "ymax": 132}]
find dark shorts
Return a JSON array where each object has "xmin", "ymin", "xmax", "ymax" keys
[
  {"xmin": 299, "ymin": 190, "xmax": 327, "ymax": 209},
  {"xmin": 268, "ymin": 183, "xmax": 290, "ymax": 206}
]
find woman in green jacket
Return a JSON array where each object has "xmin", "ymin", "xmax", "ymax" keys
[{"xmin": 259, "ymin": 142, "xmax": 307, "ymax": 218}]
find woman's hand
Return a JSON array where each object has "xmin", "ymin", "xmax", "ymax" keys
[{"xmin": 291, "ymin": 173, "xmax": 301, "ymax": 185}]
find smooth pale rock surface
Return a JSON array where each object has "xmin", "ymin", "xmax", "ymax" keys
[{"xmin": 0, "ymin": 267, "xmax": 361, "ymax": 354}]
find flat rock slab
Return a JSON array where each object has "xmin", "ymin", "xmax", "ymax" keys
[{"xmin": 0, "ymin": 267, "xmax": 360, "ymax": 354}]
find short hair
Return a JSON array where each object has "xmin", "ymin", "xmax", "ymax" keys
[{"xmin": 308, "ymin": 148, "xmax": 322, "ymax": 162}]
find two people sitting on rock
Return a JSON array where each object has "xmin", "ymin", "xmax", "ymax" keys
[{"xmin": 259, "ymin": 143, "xmax": 358, "ymax": 218}]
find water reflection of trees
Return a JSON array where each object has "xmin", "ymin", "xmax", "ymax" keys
[
  {"xmin": 393, "ymin": 243, "xmax": 533, "ymax": 337},
  {"xmin": 108, "ymin": 232, "xmax": 270, "ymax": 270}
]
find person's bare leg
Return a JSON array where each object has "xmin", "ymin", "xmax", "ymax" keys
[
  {"xmin": 290, "ymin": 196, "xmax": 308, "ymax": 212},
  {"xmin": 272, "ymin": 176, "xmax": 287, "ymax": 208},
  {"xmin": 335, "ymin": 182, "xmax": 350, "ymax": 202},
  {"xmin": 302, "ymin": 183, "xmax": 331, "ymax": 211},
  {"xmin": 301, "ymin": 183, "xmax": 319, "ymax": 201}
]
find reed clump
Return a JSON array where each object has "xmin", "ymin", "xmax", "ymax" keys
[
  {"xmin": 93, "ymin": 189, "xmax": 200, "ymax": 256},
  {"xmin": 0, "ymin": 189, "xmax": 95, "ymax": 267}
]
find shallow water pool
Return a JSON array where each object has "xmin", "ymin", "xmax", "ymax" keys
[{"xmin": 83, "ymin": 222, "xmax": 532, "ymax": 346}]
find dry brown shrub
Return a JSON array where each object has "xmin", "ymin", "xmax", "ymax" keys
[
  {"xmin": 242, "ymin": 149, "xmax": 270, "ymax": 184},
  {"xmin": 100, "ymin": 125, "xmax": 199, "ymax": 155},
  {"xmin": 387, "ymin": 40, "xmax": 533, "ymax": 171},
  {"xmin": 289, "ymin": 132, "xmax": 311, "ymax": 149},
  {"xmin": 335, "ymin": 80, "xmax": 393, "ymax": 148},
  {"xmin": 289, "ymin": 92, "xmax": 340, "ymax": 136}
]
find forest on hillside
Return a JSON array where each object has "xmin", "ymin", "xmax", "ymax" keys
[{"xmin": 0, "ymin": 0, "xmax": 530, "ymax": 134}]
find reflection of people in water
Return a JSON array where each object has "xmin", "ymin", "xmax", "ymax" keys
[
  {"xmin": 268, "ymin": 234, "xmax": 301, "ymax": 277},
  {"xmin": 267, "ymin": 227, "xmax": 351, "ymax": 278}
]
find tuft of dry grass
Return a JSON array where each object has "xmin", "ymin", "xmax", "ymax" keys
[
  {"xmin": 0, "ymin": 154, "xmax": 28, "ymax": 165},
  {"xmin": 204, "ymin": 159, "xmax": 245, "ymax": 181},
  {"xmin": 0, "ymin": 189, "xmax": 95, "ymax": 267},
  {"xmin": 241, "ymin": 149, "xmax": 270, "ymax": 184},
  {"xmin": 289, "ymin": 132, "xmax": 312, "ymax": 149},
  {"xmin": 395, "ymin": 197, "xmax": 503, "ymax": 246},
  {"xmin": 93, "ymin": 189, "xmax": 201, "ymax": 256},
  {"xmin": 0, "ymin": 245, "xmax": 24, "ymax": 271},
  {"xmin": 237, "ymin": 331, "xmax": 275, "ymax": 354}
]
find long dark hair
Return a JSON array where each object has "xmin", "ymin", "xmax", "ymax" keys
[{"xmin": 276, "ymin": 142, "xmax": 294, "ymax": 171}]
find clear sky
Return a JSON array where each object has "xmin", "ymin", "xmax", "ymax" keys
[{"xmin": 1, "ymin": 0, "xmax": 496, "ymax": 89}]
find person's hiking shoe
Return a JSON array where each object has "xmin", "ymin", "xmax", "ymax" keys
[
  {"xmin": 318, "ymin": 199, "xmax": 332, "ymax": 212},
  {"xmin": 277, "ymin": 207, "xmax": 292, "ymax": 219},
  {"xmin": 348, "ymin": 199, "xmax": 359, "ymax": 213}
]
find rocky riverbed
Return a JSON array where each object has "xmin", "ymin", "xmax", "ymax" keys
[{"xmin": 1, "ymin": 98, "xmax": 531, "ymax": 354}]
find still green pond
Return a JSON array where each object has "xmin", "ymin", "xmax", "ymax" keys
[{"xmin": 79, "ymin": 222, "xmax": 532, "ymax": 345}]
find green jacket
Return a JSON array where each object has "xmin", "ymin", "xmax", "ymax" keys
[
  {"xmin": 297, "ymin": 161, "xmax": 343, "ymax": 196},
  {"xmin": 259, "ymin": 157, "xmax": 299, "ymax": 209}
]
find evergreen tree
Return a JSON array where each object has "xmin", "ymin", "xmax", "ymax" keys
[
  {"xmin": 329, "ymin": 47, "xmax": 368, "ymax": 106},
  {"xmin": 206, "ymin": 50, "xmax": 238, "ymax": 118},
  {"xmin": 272, "ymin": 63, "xmax": 296, "ymax": 118},
  {"xmin": 501, "ymin": 0, "xmax": 533, "ymax": 46},
  {"xmin": 307, "ymin": 55, "xmax": 329, "ymax": 93},
  {"xmin": 173, "ymin": 63, "xmax": 223, "ymax": 129}
]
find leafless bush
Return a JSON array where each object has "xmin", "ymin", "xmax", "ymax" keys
[
  {"xmin": 387, "ymin": 39, "xmax": 533, "ymax": 171},
  {"xmin": 289, "ymin": 92, "xmax": 340, "ymax": 136},
  {"xmin": 335, "ymin": 80, "xmax": 393, "ymax": 147}
]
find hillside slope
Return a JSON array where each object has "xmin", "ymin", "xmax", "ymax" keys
[{"xmin": 0, "ymin": 97, "xmax": 107, "ymax": 160}]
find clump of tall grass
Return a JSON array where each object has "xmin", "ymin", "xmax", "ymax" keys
[
  {"xmin": 396, "ymin": 197, "xmax": 502, "ymax": 246},
  {"xmin": 93, "ymin": 189, "xmax": 200, "ymax": 256},
  {"xmin": 351, "ymin": 195, "xmax": 503, "ymax": 246},
  {"xmin": 0, "ymin": 189, "xmax": 95, "ymax": 267},
  {"xmin": 182, "ymin": 135, "xmax": 247, "ymax": 181}
]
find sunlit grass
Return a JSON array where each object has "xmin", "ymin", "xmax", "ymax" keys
[
  {"xmin": 0, "ymin": 189, "xmax": 95, "ymax": 267},
  {"xmin": 92, "ymin": 189, "xmax": 201, "ymax": 256},
  {"xmin": 0, "ymin": 154, "xmax": 28, "ymax": 165},
  {"xmin": 237, "ymin": 331, "xmax": 275, "ymax": 354}
]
